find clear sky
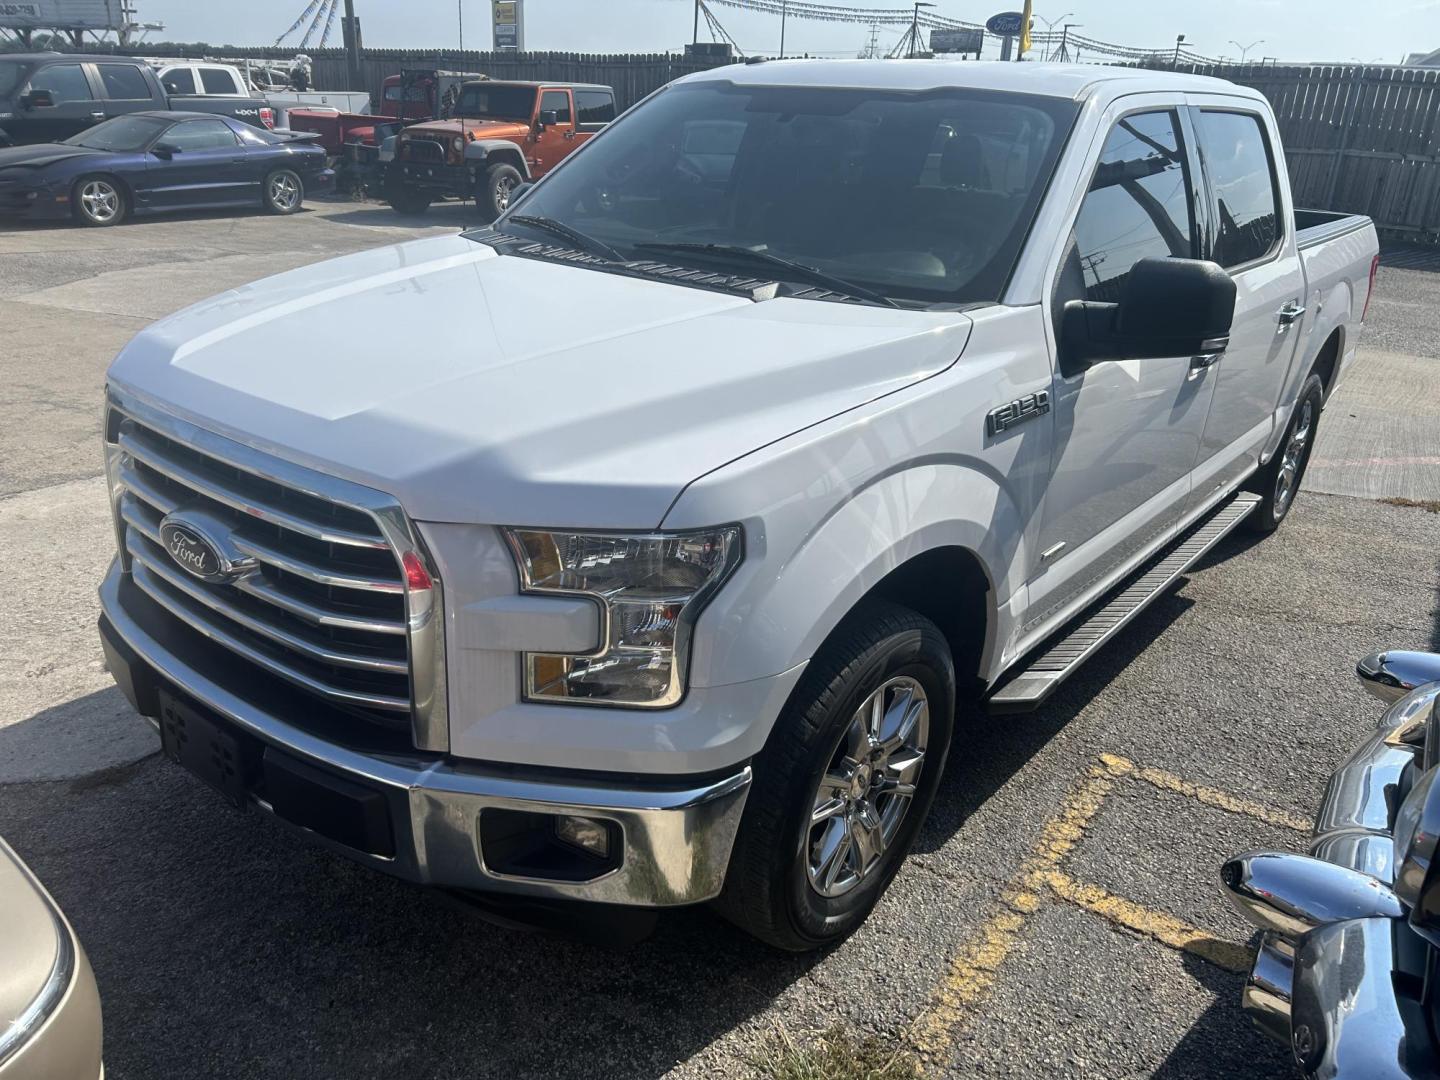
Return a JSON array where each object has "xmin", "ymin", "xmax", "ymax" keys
[{"xmin": 138, "ymin": 0, "xmax": 1437, "ymax": 65}]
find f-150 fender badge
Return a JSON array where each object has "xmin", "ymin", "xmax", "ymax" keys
[{"xmin": 986, "ymin": 390, "xmax": 1051, "ymax": 437}]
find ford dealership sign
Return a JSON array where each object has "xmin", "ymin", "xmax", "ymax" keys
[{"xmin": 985, "ymin": 11, "xmax": 1025, "ymax": 35}]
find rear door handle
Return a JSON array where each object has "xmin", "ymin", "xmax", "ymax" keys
[{"xmin": 1277, "ymin": 301, "xmax": 1306, "ymax": 325}]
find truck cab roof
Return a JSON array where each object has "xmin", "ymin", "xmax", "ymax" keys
[
  {"xmin": 460, "ymin": 79, "xmax": 613, "ymax": 93},
  {"xmin": 679, "ymin": 59, "xmax": 1264, "ymax": 104}
]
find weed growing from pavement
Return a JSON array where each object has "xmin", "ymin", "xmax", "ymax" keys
[
  {"xmin": 1382, "ymin": 497, "xmax": 1440, "ymax": 513},
  {"xmin": 752, "ymin": 1024, "xmax": 921, "ymax": 1079}
]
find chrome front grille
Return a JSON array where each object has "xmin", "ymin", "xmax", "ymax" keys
[{"xmin": 104, "ymin": 393, "xmax": 447, "ymax": 747}]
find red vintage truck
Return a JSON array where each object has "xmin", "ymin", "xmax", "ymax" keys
[
  {"xmin": 385, "ymin": 79, "xmax": 617, "ymax": 220},
  {"xmin": 287, "ymin": 68, "xmax": 483, "ymax": 156}
]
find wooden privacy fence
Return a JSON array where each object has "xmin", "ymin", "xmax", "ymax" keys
[{"xmin": 1160, "ymin": 62, "xmax": 1440, "ymax": 241}]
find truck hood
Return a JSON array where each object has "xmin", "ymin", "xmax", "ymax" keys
[
  {"xmin": 108, "ymin": 233, "xmax": 972, "ymax": 529},
  {"xmin": 405, "ymin": 118, "xmax": 529, "ymax": 139}
]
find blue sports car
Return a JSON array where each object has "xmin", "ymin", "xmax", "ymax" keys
[{"xmin": 0, "ymin": 111, "xmax": 334, "ymax": 226}]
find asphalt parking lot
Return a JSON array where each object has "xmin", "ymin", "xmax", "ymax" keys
[{"xmin": 1, "ymin": 197, "xmax": 1437, "ymax": 1080}]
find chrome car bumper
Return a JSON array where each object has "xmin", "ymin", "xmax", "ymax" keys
[
  {"xmin": 1221, "ymin": 673, "xmax": 1438, "ymax": 1078},
  {"xmin": 98, "ymin": 561, "xmax": 751, "ymax": 907}
]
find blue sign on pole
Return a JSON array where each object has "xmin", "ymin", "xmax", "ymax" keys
[{"xmin": 985, "ymin": 11, "xmax": 1025, "ymax": 35}]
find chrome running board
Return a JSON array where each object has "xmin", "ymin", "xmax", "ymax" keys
[{"xmin": 986, "ymin": 492, "xmax": 1262, "ymax": 713}]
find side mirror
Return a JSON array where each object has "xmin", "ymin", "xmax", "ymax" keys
[
  {"xmin": 536, "ymin": 109, "xmax": 559, "ymax": 129},
  {"xmin": 151, "ymin": 142, "xmax": 181, "ymax": 158},
  {"xmin": 20, "ymin": 88, "xmax": 55, "ymax": 110},
  {"xmin": 508, "ymin": 180, "xmax": 534, "ymax": 206},
  {"xmin": 1060, "ymin": 257, "xmax": 1236, "ymax": 377}
]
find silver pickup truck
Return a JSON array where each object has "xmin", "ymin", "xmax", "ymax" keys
[{"xmin": 95, "ymin": 61, "xmax": 1379, "ymax": 950}]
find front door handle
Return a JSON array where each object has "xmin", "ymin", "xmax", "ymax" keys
[
  {"xmin": 89, "ymin": 111, "xmax": 106, "ymax": 120},
  {"xmin": 1277, "ymin": 301, "xmax": 1306, "ymax": 325},
  {"xmin": 1190, "ymin": 351, "xmax": 1224, "ymax": 371}
]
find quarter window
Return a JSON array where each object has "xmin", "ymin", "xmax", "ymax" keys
[
  {"xmin": 160, "ymin": 67, "xmax": 196, "ymax": 94},
  {"xmin": 1197, "ymin": 110, "xmax": 1280, "ymax": 268},
  {"xmin": 96, "ymin": 64, "xmax": 151, "ymax": 100},
  {"xmin": 540, "ymin": 90, "xmax": 572, "ymax": 125},
  {"xmin": 1069, "ymin": 110, "xmax": 1195, "ymax": 302},
  {"xmin": 27, "ymin": 63, "xmax": 93, "ymax": 103}
]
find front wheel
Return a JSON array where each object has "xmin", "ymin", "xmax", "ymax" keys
[
  {"xmin": 262, "ymin": 168, "xmax": 304, "ymax": 214},
  {"xmin": 385, "ymin": 179, "xmax": 432, "ymax": 216},
  {"xmin": 715, "ymin": 600, "xmax": 955, "ymax": 951},
  {"xmin": 1246, "ymin": 373, "xmax": 1324, "ymax": 534},
  {"xmin": 72, "ymin": 175, "xmax": 126, "ymax": 227},
  {"xmin": 477, "ymin": 161, "xmax": 523, "ymax": 223}
]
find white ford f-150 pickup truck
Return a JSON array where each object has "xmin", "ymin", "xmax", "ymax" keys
[{"xmin": 97, "ymin": 61, "xmax": 1379, "ymax": 950}]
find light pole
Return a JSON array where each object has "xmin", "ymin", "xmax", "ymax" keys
[
  {"xmin": 1229, "ymin": 38, "xmax": 1264, "ymax": 63},
  {"xmin": 458, "ymin": 0, "xmax": 463, "ymax": 50},
  {"xmin": 1172, "ymin": 33, "xmax": 1185, "ymax": 68},
  {"xmin": 1055, "ymin": 21, "xmax": 1080, "ymax": 63},
  {"xmin": 1036, "ymin": 12, "xmax": 1072, "ymax": 62},
  {"xmin": 908, "ymin": 1, "xmax": 935, "ymax": 58},
  {"xmin": 779, "ymin": 0, "xmax": 787, "ymax": 58}
]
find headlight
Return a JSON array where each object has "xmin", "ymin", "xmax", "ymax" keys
[{"xmin": 502, "ymin": 527, "xmax": 742, "ymax": 708}]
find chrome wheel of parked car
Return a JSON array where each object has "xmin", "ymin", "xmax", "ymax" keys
[
  {"xmin": 75, "ymin": 177, "xmax": 124, "ymax": 226},
  {"xmin": 1274, "ymin": 398, "xmax": 1313, "ymax": 516},
  {"xmin": 807, "ymin": 675, "xmax": 929, "ymax": 898},
  {"xmin": 263, "ymin": 169, "xmax": 303, "ymax": 214}
]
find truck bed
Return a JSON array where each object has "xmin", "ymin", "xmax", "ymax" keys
[{"xmin": 1295, "ymin": 208, "xmax": 1375, "ymax": 249}]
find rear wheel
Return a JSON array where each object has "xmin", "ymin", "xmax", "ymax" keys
[
  {"xmin": 262, "ymin": 168, "xmax": 304, "ymax": 214},
  {"xmin": 72, "ymin": 175, "xmax": 126, "ymax": 227},
  {"xmin": 477, "ymin": 162, "xmax": 523, "ymax": 223},
  {"xmin": 1246, "ymin": 373, "xmax": 1324, "ymax": 533},
  {"xmin": 715, "ymin": 600, "xmax": 955, "ymax": 951}
]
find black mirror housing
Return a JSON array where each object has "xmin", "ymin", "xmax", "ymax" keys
[
  {"xmin": 1061, "ymin": 257, "xmax": 1236, "ymax": 376},
  {"xmin": 151, "ymin": 142, "xmax": 180, "ymax": 157},
  {"xmin": 537, "ymin": 109, "xmax": 559, "ymax": 127},
  {"xmin": 21, "ymin": 88, "xmax": 54, "ymax": 109}
]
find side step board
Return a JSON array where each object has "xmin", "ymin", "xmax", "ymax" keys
[{"xmin": 985, "ymin": 492, "xmax": 1263, "ymax": 714}]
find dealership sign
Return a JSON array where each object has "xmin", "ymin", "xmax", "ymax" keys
[
  {"xmin": 492, "ymin": 0, "xmax": 525, "ymax": 50},
  {"xmin": 0, "ymin": 0, "xmax": 126, "ymax": 30},
  {"xmin": 930, "ymin": 28, "xmax": 983, "ymax": 54},
  {"xmin": 984, "ymin": 11, "xmax": 1025, "ymax": 35}
]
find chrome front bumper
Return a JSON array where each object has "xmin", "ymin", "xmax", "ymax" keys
[
  {"xmin": 99, "ymin": 561, "xmax": 751, "ymax": 907},
  {"xmin": 1221, "ymin": 673, "xmax": 1439, "ymax": 1078}
]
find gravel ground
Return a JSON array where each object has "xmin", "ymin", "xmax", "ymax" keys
[{"xmin": 0, "ymin": 202, "xmax": 1435, "ymax": 1079}]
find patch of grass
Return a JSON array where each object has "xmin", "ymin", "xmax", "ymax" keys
[
  {"xmin": 1382, "ymin": 497, "xmax": 1440, "ymax": 513},
  {"xmin": 752, "ymin": 1024, "xmax": 922, "ymax": 1080}
]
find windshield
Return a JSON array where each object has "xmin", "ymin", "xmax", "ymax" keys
[
  {"xmin": 500, "ymin": 81, "xmax": 1076, "ymax": 305},
  {"xmin": 0, "ymin": 60, "xmax": 29, "ymax": 98},
  {"xmin": 457, "ymin": 84, "xmax": 534, "ymax": 121},
  {"xmin": 63, "ymin": 114, "xmax": 170, "ymax": 152}
]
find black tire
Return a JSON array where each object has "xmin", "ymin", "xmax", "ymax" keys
[
  {"xmin": 72, "ymin": 174, "xmax": 127, "ymax": 227},
  {"xmin": 262, "ymin": 168, "xmax": 304, "ymax": 214},
  {"xmin": 715, "ymin": 600, "xmax": 955, "ymax": 951},
  {"xmin": 385, "ymin": 180, "xmax": 432, "ymax": 216},
  {"xmin": 477, "ymin": 161, "xmax": 524, "ymax": 223},
  {"xmin": 1246, "ymin": 372, "xmax": 1324, "ymax": 534}
]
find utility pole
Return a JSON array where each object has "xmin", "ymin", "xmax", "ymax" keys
[
  {"xmin": 1056, "ymin": 21, "xmax": 1078, "ymax": 63},
  {"xmin": 458, "ymin": 0, "xmax": 463, "ymax": 50},
  {"xmin": 908, "ymin": 1, "xmax": 934, "ymax": 58},
  {"xmin": 694, "ymin": 0, "xmax": 700, "ymax": 44},
  {"xmin": 779, "ymin": 0, "xmax": 787, "ymax": 58},
  {"xmin": 1172, "ymin": 32, "xmax": 1185, "ymax": 68},
  {"xmin": 343, "ymin": 0, "xmax": 361, "ymax": 91}
]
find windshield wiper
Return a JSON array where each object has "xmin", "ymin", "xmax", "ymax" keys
[
  {"xmin": 631, "ymin": 242, "xmax": 898, "ymax": 308},
  {"xmin": 502, "ymin": 215, "xmax": 623, "ymax": 263}
]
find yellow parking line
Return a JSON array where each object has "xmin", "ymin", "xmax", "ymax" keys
[
  {"xmin": 910, "ymin": 755, "xmax": 1134, "ymax": 1058},
  {"xmin": 1041, "ymin": 869, "xmax": 1251, "ymax": 974},
  {"xmin": 1100, "ymin": 753, "xmax": 1311, "ymax": 833}
]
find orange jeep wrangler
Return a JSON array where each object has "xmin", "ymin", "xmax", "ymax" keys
[{"xmin": 385, "ymin": 80, "xmax": 616, "ymax": 220}]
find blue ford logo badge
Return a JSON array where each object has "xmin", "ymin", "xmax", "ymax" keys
[{"xmin": 159, "ymin": 513, "xmax": 241, "ymax": 583}]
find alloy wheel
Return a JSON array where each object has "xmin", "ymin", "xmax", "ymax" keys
[
  {"xmin": 1274, "ymin": 399, "xmax": 1314, "ymax": 516},
  {"xmin": 269, "ymin": 172, "xmax": 300, "ymax": 211},
  {"xmin": 80, "ymin": 180, "xmax": 120, "ymax": 224},
  {"xmin": 806, "ymin": 675, "xmax": 930, "ymax": 898},
  {"xmin": 494, "ymin": 175, "xmax": 517, "ymax": 211}
]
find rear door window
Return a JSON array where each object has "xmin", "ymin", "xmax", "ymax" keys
[
  {"xmin": 96, "ymin": 64, "xmax": 151, "ymax": 101},
  {"xmin": 1196, "ymin": 110, "xmax": 1281, "ymax": 268},
  {"xmin": 199, "ymin": 67, "xmax": 241, "ymax": 95},
  {"xmin": 160, "ymin": 67, "xmax": 196, "ymax": 94},
  {"xmin": 575, "ymin": 90, "xmax": 616, "ymax": 129},
  {"xmin": 1068, "ymin": 109, "xmax": 1196, "ymax": 302},
  {"xmin": 28, "ymin": 63, "xmax": 93, "ymax": 103}
]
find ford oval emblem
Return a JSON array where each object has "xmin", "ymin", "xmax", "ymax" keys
[
  {"xmin": 985, "ymin": 10, "xmax": 1025, "ymax": 35},
  {"xmin": 159, "ymin": 516, "xmax": 230, "ymax": 583}
]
